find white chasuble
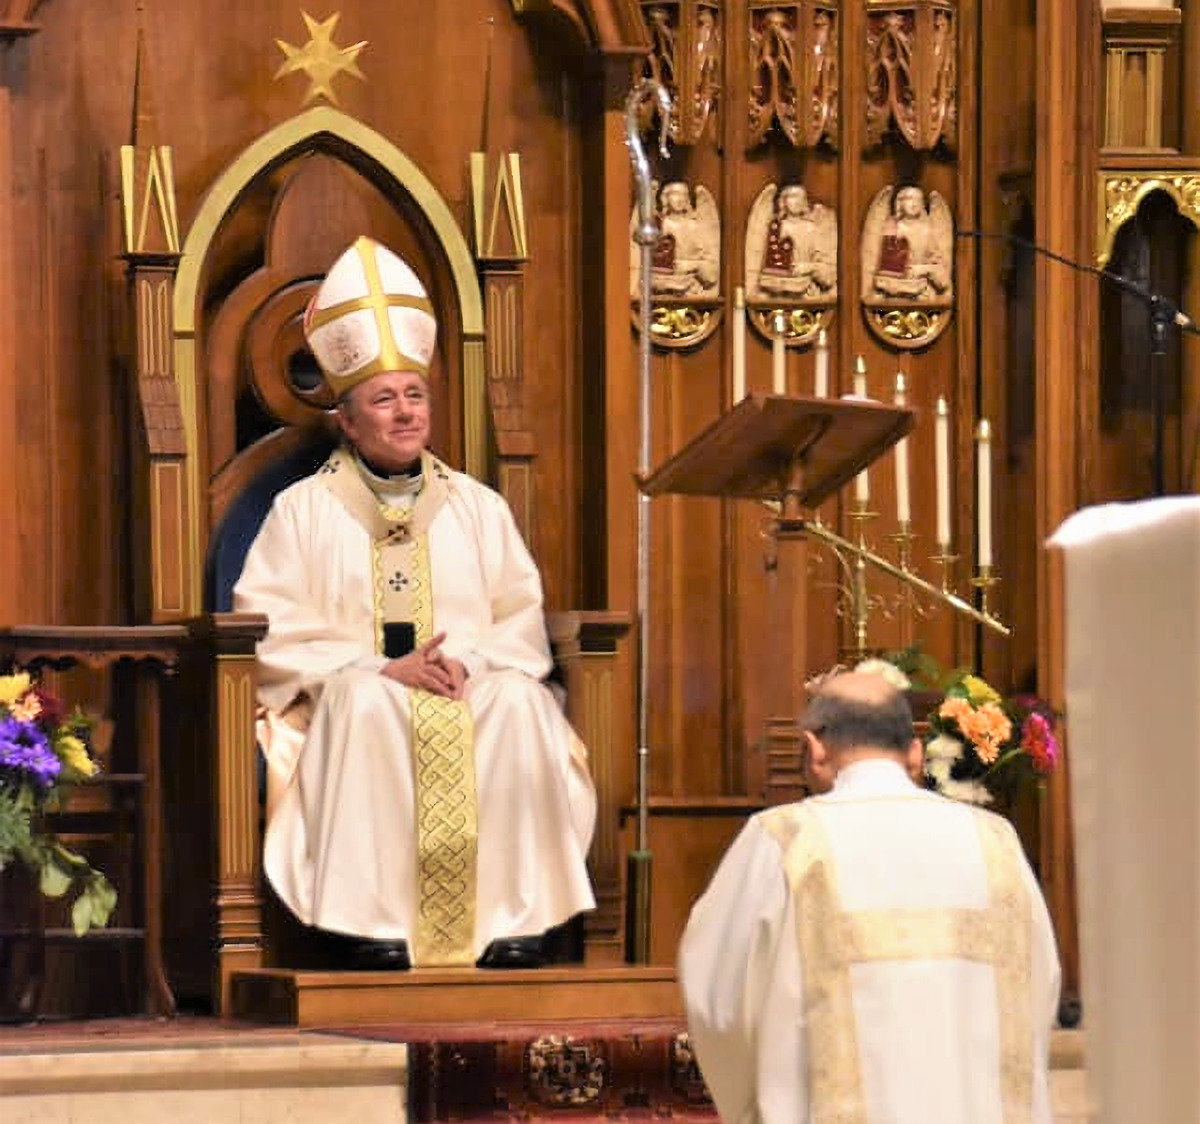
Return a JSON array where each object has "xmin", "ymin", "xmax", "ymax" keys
[
  {"xmin": 678, "ymin": 759, "xmax": 1060, "ymax": 1124},
  {"xmin": 234, "ymin": 448, "xmax": 596, "ymax": 964}
]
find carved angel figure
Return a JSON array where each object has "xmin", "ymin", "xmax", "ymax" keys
[
  {"xmin": 630, "ymin": 181, "xmax": 720, "ymax": 299},
  {"xmin": 860, "ymin": 184, "xmax": 953, "ymax": 303},
  {"xmin": 745, "ymin": 183, "xmax": 837, "ymax": 302}
]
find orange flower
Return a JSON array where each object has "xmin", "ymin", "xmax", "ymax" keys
[
  {"xmin": 957, "ymin": 702, "xmax": 1012, "ymax": 764},
  {"xmin": 938, "ymin": 696, "xmax": 973, "ymax": 723},
  {"xmin": 9, "ymin": 693, "xmax": 42, "ymax": 723}
]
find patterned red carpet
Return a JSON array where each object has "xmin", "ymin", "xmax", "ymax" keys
[{"xmin": 336, "ymin": 1017, "xmax": 718, "ymax": 1122}]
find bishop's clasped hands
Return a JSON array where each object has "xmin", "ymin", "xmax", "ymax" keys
[{"xmin": 382, "ymin": 631, "xmax": 466, "ymax": 700}]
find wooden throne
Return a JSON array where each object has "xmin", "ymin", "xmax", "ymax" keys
[{"xmin": 122, "ymin": 108, "xmax": 628, "ymax": 1013}]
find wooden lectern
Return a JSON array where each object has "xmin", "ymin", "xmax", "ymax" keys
[
  {"xmin": 640, "ymin": 393, "xmax": 914, "ymax": 511},
  {"xmin": 640, "ymin": 394, "xmax": 915, "ymax": 801}
]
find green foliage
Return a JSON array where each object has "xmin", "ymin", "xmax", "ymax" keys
[
  {"xmin": 0, "ymin": 792, "xmax": 33, "ymax": 869},
  {"xmin": 0, "ymin": 674, "xmax": 117, "ymax": 933}
]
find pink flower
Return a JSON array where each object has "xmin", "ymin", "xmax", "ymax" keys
[{"xmin": 1021, "ymin": 712, "xmax": 1059, "ymax": 774}]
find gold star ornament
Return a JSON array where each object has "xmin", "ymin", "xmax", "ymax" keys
[{"xmin": 275, "ymin": 12, "xmax": 367, "ymax": 106}]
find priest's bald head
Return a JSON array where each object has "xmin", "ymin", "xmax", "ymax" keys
[
  {"xmin": 304, "ymin": 236, "xmax": 438, "ymax": 474},
  {"xmin": 800, "ymin": 670, "xmax": 923, "ymax": 791}
]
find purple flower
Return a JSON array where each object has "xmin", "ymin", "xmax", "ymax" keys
[{"xmin": 0, "ymin": 715, "xmax": 62, "ymax": 789}]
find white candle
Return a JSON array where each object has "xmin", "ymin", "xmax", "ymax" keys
[
  {"xmin": 976, "ymin": 418, "xmax": 993, "ymax": 568},
  {"xmin": 854, "ymin": 356, "xmax": 869, "ymax": 504},
  {"xmin": 772, "ymin": 312, "xmax": 786, "ymax": 395},
  {"xmin": 732, "ymin": 286, "xmax": 746, "ymax": 405},
  {"xmin": 894, "ymin": 372, "xmax": 910, "ymax": 525},
  {"xmin": 814, "ymin": 327, "xmax": 829, "ymax": 397},
  {"xmin": 935, "ymin": 397, "xmax": 951, "ymax": 549}
]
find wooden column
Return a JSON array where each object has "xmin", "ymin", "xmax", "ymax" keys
[
  {"xmin": 200, "ymin": 612, "xmax": 268, "ymax": 1015},
  {"xmin": 0, "ymin": 78, "xmax": 13, "ymax": 625},
  {"xmin": 549, "ymin": 611, "xmax": 631, "ymax": 953},
  {"xmin": 1036, "ymin": 0, "xmax": 1088, "ymax": 1009},
  {"xmin": 471, "ymin": 151, "xmax": 538, "ymax": 531},
  {"xmin": 0, "ymin": 15, "xmax": 38, "ymax": 623},
  {"xmin": 599, "ymin": 55, "xmax": 641, "ymax": 843},
  {"xmin": 124, "ymin": 258, "xmax": 192, "ymax": 622}
]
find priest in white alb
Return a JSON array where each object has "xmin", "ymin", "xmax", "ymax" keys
[
  {"xmin": 678, "ymin": 670, "xmax": 1060, "ymax": 1123},
  {"xmin": 234, "ymin": 236, "xmax": 596, "ymax": 970}
]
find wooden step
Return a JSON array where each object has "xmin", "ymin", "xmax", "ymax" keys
[{"xmin": 231, "ymin": 964, "xmax": 682, "ymax": 1028}]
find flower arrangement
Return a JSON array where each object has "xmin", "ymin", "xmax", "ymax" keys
[
  {"xmin": 855, "ymin": 650, "xmax": 1060, "ymax": 807},
  {"xmin": 0, "ymin": 671, "xmax": 116, "ymax": 933}
]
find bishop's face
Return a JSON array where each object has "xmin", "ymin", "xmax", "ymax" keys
[{"xmin": 337, "ymin": 369, "xmax": 431, "ymax": 473}]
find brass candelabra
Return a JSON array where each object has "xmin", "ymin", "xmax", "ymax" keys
[{"xmin": 799, "ymin": 504, "xmax": 1010, "ymax": 663}]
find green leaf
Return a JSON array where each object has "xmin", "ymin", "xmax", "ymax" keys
[
  {"xmin": 71, "ymin": 892, "xmax": 94, "ymax": 936},
  {"xmin": 39, "ymin": 860, "xmax": 72, "ymax": 898},
  {"xmin": 71, "ymin": 875, "xmax": 117, "ymax": 934}
]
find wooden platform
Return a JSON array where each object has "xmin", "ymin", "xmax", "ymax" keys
[{"xmin": 230, "ymin": 964, "xmax": 682, "ymax": 1028}]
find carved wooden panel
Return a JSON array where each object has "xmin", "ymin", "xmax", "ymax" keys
[
  {"xmin": 865, "ymin": 0, "xmax": 956, "ymax": 152},
  {"xmin": 1102, "ymin": 7, "xmax": 1180, "ymax": 152},
  {"xmin": 637, "ymin": 1, "xmax": 721, "ymax": 146},
  {"xmin": 748, "ymin": 1, "xmax": 839, "ymax": 149}
]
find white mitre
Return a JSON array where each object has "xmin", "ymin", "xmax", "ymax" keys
[{"xmin": 303, "ymin": 236, "xmax": 437, "ymax": 398}]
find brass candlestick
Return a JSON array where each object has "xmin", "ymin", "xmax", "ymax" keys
[
  {"xmin": 848, "ymin": 501, "xmax": 877, "ymax": 662},
  {"xmin": 972, "ymin": 564, "xmax": 1000, "ymax": 619},
  {"xmin": 931, "ymin": 547, "xmax": 958, "ymax": 593}
]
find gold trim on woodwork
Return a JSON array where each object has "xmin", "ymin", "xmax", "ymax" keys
[
  {"xmin": 1096, "ymin": 171, "xmax": 1200, "ymax": 267},
  {"xmin": 629, "ymin": 300, "xmax": 723, "ymax": 349},
  {"xmin": 150, "ymin": 459, "xmax": 187, "ymax": 617},
  {"xmin": 863, "ymin": 304, "xmax": 952, "ymax": 349},
  {"xmin": 171, "ymin": 106, "xmax": 488, "ymax": 610},
  {"xmin": 748, "ymin": 305, "xmax": 835, "ymax": 348},
  {"xmin": 218, "ymin": 668, "xmax": 256, "ymax": 877},
  {"xmin": 470, "ymin": 151, "xmax": 528, "ymax": 260}
]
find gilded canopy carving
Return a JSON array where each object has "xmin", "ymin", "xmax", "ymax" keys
[
  {"xmin": 865, "ymin": 0, "xmax": 956, "ymax": 152},
  {"xmin": 748, "ymin": 2, "xmax": 839, "ymax": 149},
  {"xmin": 636, "ymin": 2, "xmax": 721, "ymax": 146}
]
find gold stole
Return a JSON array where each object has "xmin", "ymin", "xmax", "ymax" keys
[
  {"xmin": 321, "ymin": 447, "xmax": 478, "ymax": 966},
  {"xmin": 762, "ymin": 801, "xmax": 1034, "ymax": 1124}
]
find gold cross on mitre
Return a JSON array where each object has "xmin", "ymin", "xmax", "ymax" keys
[
  {"xmin": 275, "ymin": 11, "xmax": 366, "ymax": 106},
  {"xmin": 305, "ymin": 238, "xmax": 435, "ymax": 379}
]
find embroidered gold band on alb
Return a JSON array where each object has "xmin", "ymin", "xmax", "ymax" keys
[
  {"xmin": 411, "ymin": 689, "xmax": 477, "ymax": 965},
  {"xmin": 766, "ymin": 804, "xmax": 1034, "ymax": 1124}
]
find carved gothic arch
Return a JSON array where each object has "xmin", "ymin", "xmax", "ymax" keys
[{"xmin": 508, "ymin": 0, "xmax": 650, "ymax": 54}]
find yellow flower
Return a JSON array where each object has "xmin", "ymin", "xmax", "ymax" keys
[
  {"xmin": 961, "ymin": 675, "xmax": 1001, "ymax": 706},
  {"xmin": 57, "ymin": 734, "xmax": 97, "ymax": 778},
  {"xmin": 0, "ymin": 671, "xmax": 31, "ymax": 707}
]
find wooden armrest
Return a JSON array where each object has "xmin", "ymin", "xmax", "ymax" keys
[
  {"xmin": 546, "ymin": 610, "xmax": 631, "ymax": 658},
  {"xmin": 0, "ymin": 623, "xmax": 190, "ymax": 670},
  {"xmin": 186, "ymin": 612, "xmax": 268, "ymax": 654}
]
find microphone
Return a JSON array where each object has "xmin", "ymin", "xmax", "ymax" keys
[{"xmin": 956, "ymin": 227, "xmax": 1200, "ymax": 336}]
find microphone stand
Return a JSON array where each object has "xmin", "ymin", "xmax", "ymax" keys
[{"xmin": 959, "ymin": 227, "xmax": 1200, "ymax": 496}]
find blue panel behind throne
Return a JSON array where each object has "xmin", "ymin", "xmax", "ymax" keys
[{"xmin": 204, "ymin": 433, "xmax": 339, "ymax": 612}]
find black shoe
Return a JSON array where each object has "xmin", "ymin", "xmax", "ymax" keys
[
  {"xmin": 540, "ymin": 915, "xmax": 586, "ymax": 965},
  {"xmin": 476, "ymin": 935, "xmax": 546, "ymax": 969},
  {"xmin": 345, "ymin": 938, "xmax": 412, "ymax": 971}
]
